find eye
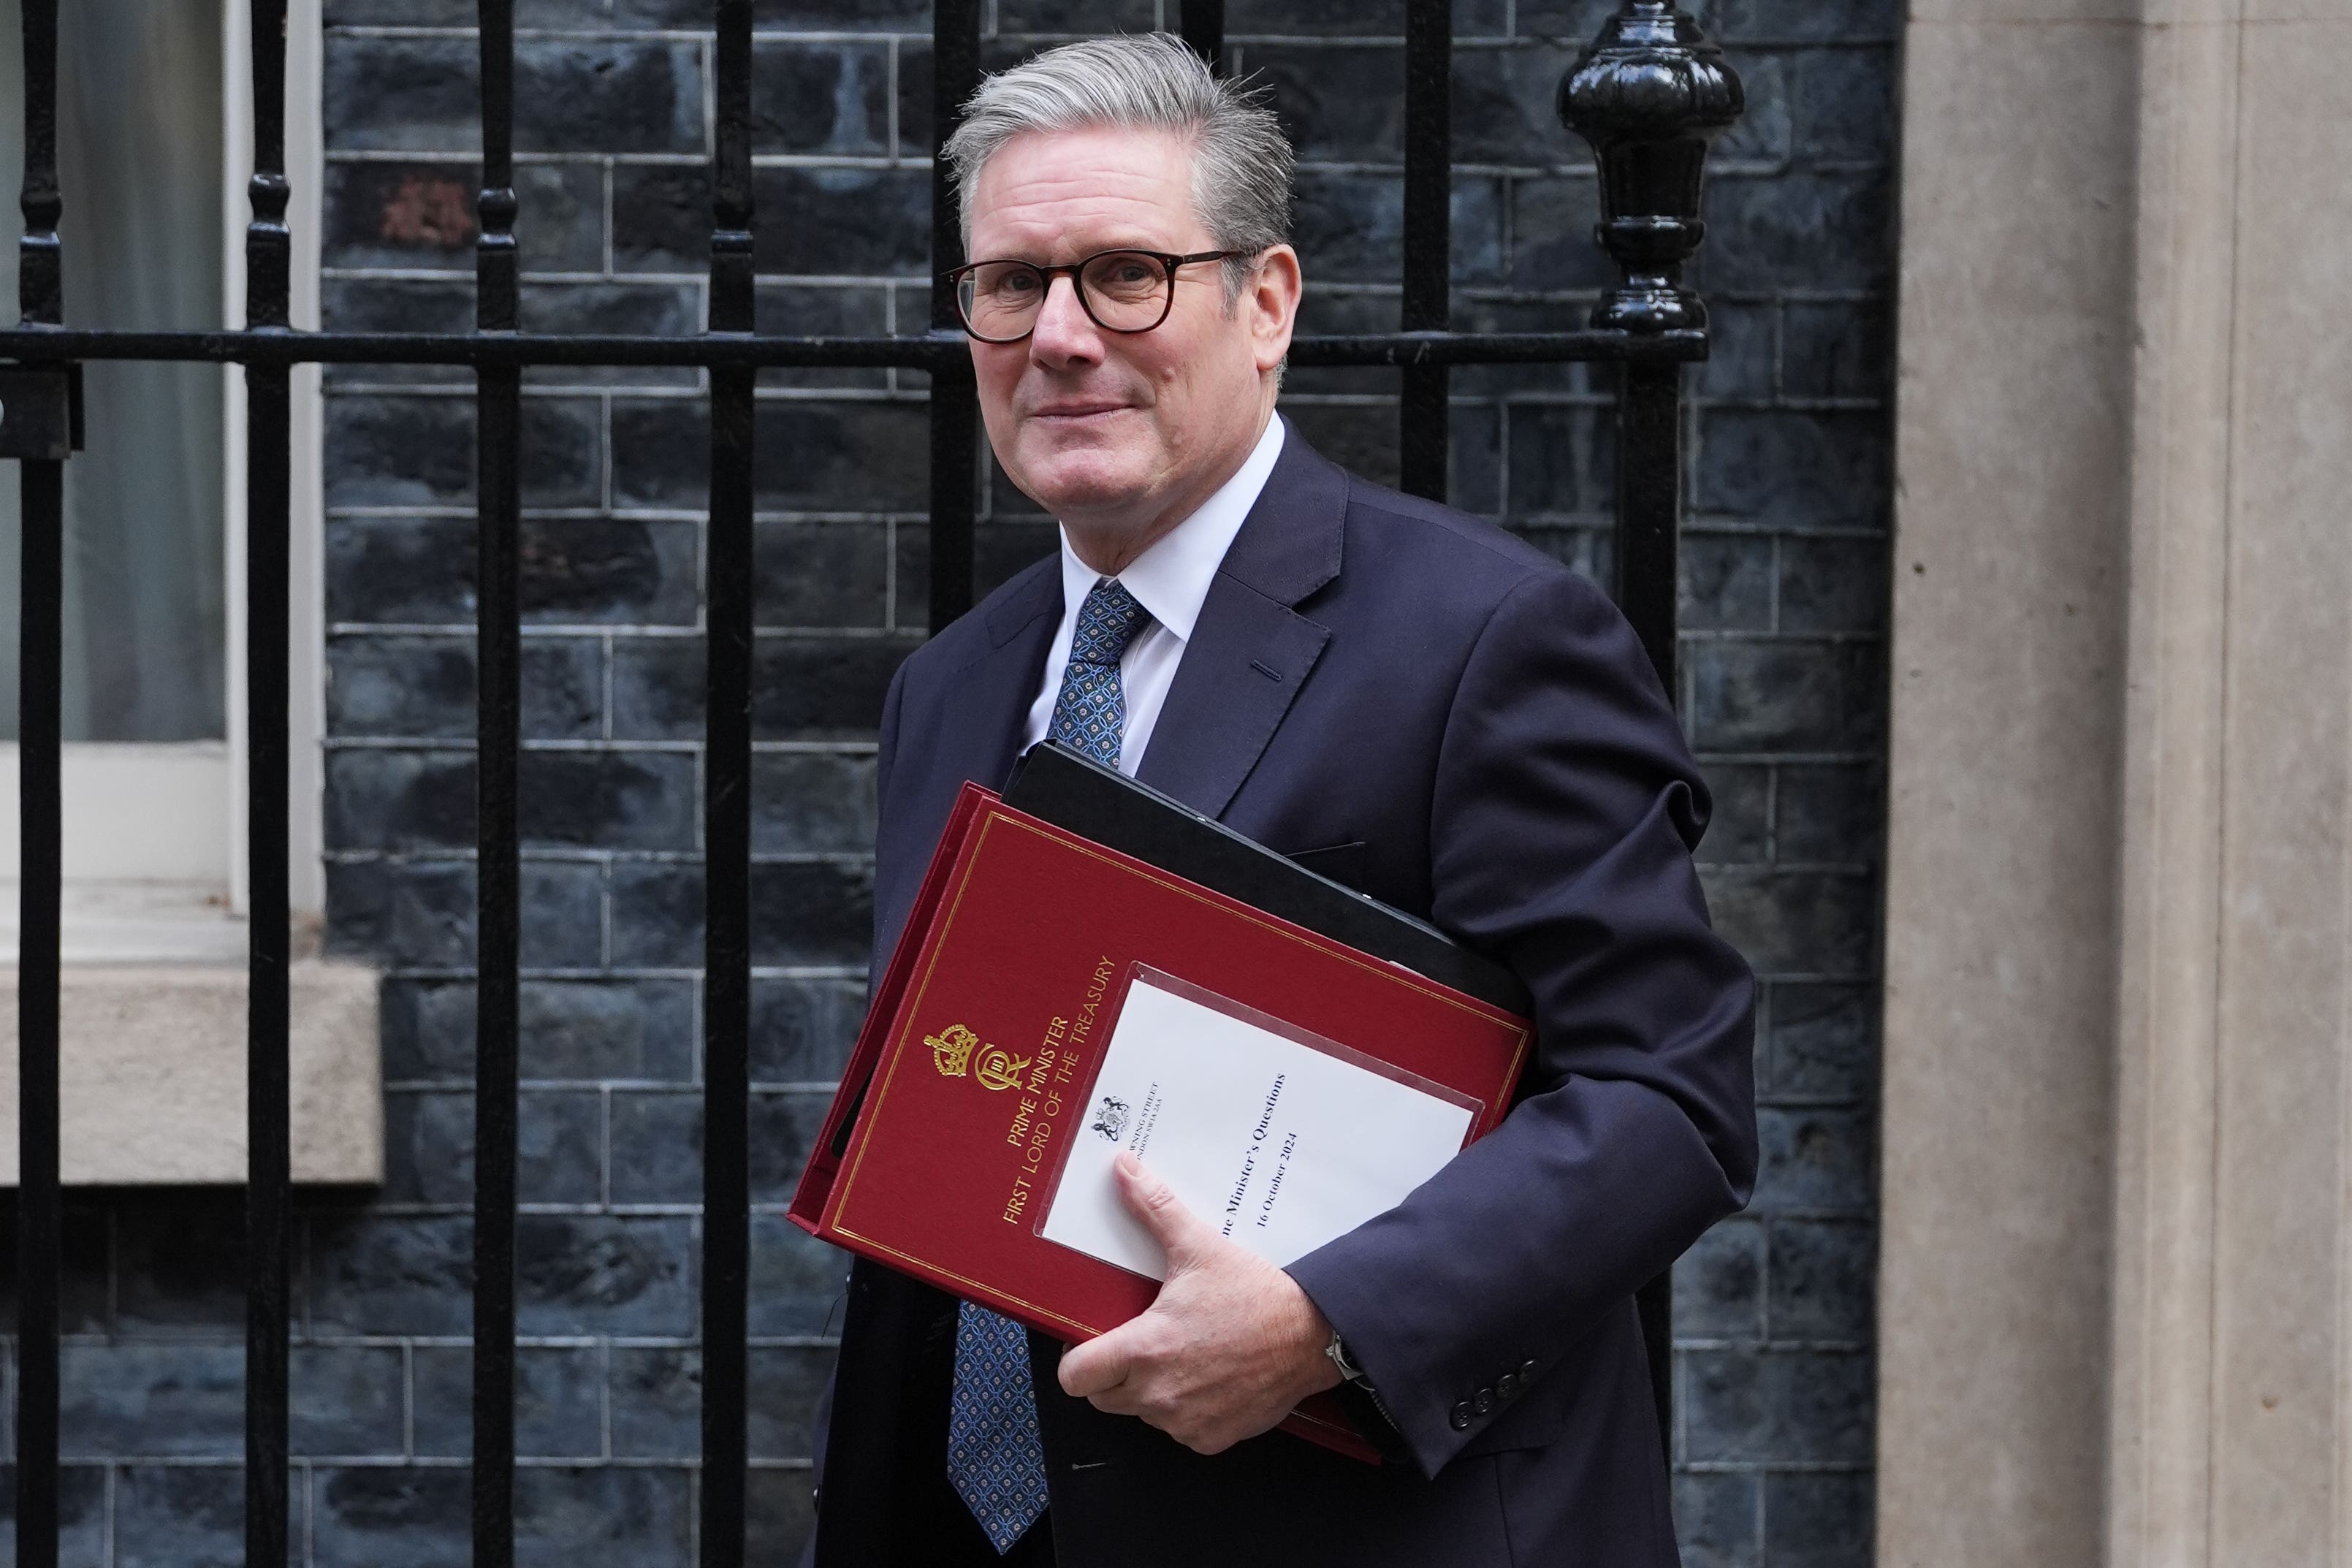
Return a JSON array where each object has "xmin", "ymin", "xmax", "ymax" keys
[{"xmin": 989, "ymin": 268, "xmax": 1041, "ymax": 299}]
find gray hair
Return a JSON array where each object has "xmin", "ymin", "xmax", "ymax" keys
[{"xmin": 943, "ymin": 33, "xmax": 1295, "ymax": 301}]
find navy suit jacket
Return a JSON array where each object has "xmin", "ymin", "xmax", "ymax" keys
[{"xmin": 807, "ymin": 432, "xmax": 1757, "ymax": 1567}]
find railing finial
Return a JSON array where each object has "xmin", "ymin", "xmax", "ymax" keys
[{"xmin": 1557, "ymin": 1, "xmax": 1743, "ymax": 334}]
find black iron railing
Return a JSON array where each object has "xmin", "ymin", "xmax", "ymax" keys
[{"xmin": 1, "ymin": 3, "xmax": 1740, "ymax": 1564}]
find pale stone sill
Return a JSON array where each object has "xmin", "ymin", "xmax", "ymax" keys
[{"xmin": 0, "ymin": 956, "xmax": 384, "ymax": 1187}]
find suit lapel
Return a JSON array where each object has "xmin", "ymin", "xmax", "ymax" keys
[
  {"xmin": 1135, "ymin": 433, "xmax": 1350, "ymax": 818},
  {"xmin": 940, "ymin": 556, "xmax": 1062, "ymax": 793}
]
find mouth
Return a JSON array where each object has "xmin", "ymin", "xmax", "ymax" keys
[{"xmin": 1029, "ymin": 402, "xmax": 1133, "ymax": 422}]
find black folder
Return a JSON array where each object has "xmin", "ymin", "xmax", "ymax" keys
[{"xmin": 1001, "ymin": 741, "xmax": 1533, "ymax": 1019}]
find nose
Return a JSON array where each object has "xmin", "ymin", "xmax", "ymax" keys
[{"xmin": 1027, "ymin": 271, "xmax": 1103, "ymax": 368}]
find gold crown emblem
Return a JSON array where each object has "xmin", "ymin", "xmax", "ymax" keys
[
  {"xmin": 927, "ymin": 1024, "xmax": 1032, "ymax": 1093},
  {"xmin": 929, "ymin": 1024, "xmax": 980, "ymax": 1078}
]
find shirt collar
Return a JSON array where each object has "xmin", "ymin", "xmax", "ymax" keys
[{"xmin": 1055, "ymin": 412, "xmax": 1287, "ymax": 645}]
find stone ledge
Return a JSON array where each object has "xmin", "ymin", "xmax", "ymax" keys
[{"xmin": 0, "ymin": 961, "xmax": 382, "ymax": 1186}]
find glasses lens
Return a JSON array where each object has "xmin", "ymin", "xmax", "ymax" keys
[
  {"xmin": 962, "ymin": 261, "xmax": 1046, "ymax": 339},
  {"xmin": 1080, "ymin": 252, "xmax": 1172, "ymax": 330}
]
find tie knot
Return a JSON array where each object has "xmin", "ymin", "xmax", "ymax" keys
[{"xmin": 1070, "ymin": 578, "xmax": 1149, "ymax": 667}]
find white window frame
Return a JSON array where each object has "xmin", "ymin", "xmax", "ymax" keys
[{"xmin": 0, "ymin": 0, "xmax": 325, "ymax": 964}]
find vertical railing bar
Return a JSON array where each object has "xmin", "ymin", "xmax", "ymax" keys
[
  {"xmin": 1178, "ymin": 0, "xmax": 1226, "ymax": 75},
  {"xmin": 926, "ymin": 0, "xmax": 982, "ymax": 633},
  {"xmin": 1618, "ymin": 359, "xmax": 1681, "ymax": 1460},
  {"xmin": 243, "ymin": 1, "xmax": 295, "ymax": 1564},
  {"xmin": 471, "ymin": 1, "xmax": 522, "ymax": 1564},
  {"xmin": 1398, "ymin": 0, "xmax": 1451, "ymax": 502},
  {"xmin": 699, "ymin": 2, "xmax": 755, "ymax": 1565},
  {"xmin": 12, "ymin": 1, "xmax": 61, "ymax": 1563}
]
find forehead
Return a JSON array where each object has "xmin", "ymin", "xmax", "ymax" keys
[{"xmin": 967, "ymin": 126, "xmax": 1206, "ymax": 257}]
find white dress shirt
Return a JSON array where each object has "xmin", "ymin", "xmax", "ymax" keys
[{"xmin": 1021, "ymin": 413, "xmax": 1287, "ymax": 776}]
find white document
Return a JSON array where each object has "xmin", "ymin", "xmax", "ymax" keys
[{"xmin": 1040, "ymin": 973, "xmax": 1477, "ymax": 1279}]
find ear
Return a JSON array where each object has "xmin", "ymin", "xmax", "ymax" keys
[{"xmin": 1245, "ymin": 245, "xmax": 1303, "ymax": 376}]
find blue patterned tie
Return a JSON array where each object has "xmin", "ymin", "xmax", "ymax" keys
[{"xmin": 947, "ymin": 577, "xmax": 1150, "ymax": 1554}]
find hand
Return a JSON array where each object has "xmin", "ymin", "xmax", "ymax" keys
[{"xmin": 1056, "ymin": 1151, "xmax": 1343, "ymax": 1454}]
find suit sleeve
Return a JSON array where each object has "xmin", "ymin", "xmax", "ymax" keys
[{"xmin": 1282, "ymin": 566, "xmax": 1758, "ymax": 1477}]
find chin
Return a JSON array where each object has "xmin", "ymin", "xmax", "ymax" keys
[{"xmin": 1013, "ymin": 443, "xmax": 1158, "ymax": 518}]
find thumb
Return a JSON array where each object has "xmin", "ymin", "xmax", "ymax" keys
[{"xmin": 1114, "ymin": 1151, "xmax": 1217, "ymax": 1268}]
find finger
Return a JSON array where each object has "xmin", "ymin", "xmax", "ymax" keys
[
  {"xmin": 1056, "ymin": 1331, "xmax": 1133, "ymax": 1400},
  {"xmin": 1114, "ymin": 1152, "xmax": 1217, "ymax": 1266}
]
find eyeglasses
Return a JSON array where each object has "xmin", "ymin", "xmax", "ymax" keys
[{"xmin": 944, "ymin": 248, "xmax": 1250, "ymax": 343}]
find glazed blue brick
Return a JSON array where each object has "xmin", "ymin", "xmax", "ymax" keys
[
  {"xmin": 1717, "ymin": 0, "xmax": 1901, "ymax": 45},
  {"xmin": 999, "ymin": 0, "xmax": 1157, "ymax": 30},
  {"xmin": 518, "ymin": 283, "xmax": 704, "ymax": 390},
  {"xmin": 751, "ymin": 976, "xmax": 870, "ymax": 1083},
  {"xmin": 0, "ymin": 1466, "xmax": 110, "ymax": 1564},
  {"xmin": 1672, "ymin": 1469, "xmax": 1762, "ymax": 1568},
  {"xmin": 1776, "ymin": 763, "xmax": 1879, "ymax": 867},
  {"xmin": 61, "ymin": 1343, "xmax": 243, "ymax": 1460},
  {"xmin": 893, "ymin": 517, "xmax": 1063, "ymax": 623},
  {"xmin": 291, "ymin": 1344, "xmax": 408, "ymax": 1458},
  {"xmin": 327, "ymin": 745, "xmax": 698, "ymax": 853},
  {"xmin": 753, "ymin": 752, "xmax": 879, "ymax": 857},
  {"xmin": 1696, "ymin": 408, "xmax": 1890, "ymax": 530},
  {"xmin": 320, "ymin": 277, "xmax": 473, "ymax": 388},
  {"xmin": 1764, "ymin": 1470, "xmax": 1873, "ymax": 1568},
  {"xmin": 1681, "ymin": 1347, "xmax": 1873, "ymax": 1464},
  {"xmin": 1453, "ymin": 42, "xmax": 1588, "ymax": 165},
  {"xmin": 1754, "ymin": 1107, "xmax": 1874, "ymax": 1215},
  {"xmin": 614, "ymin": 0, "xmax": 927, "ymax": 27},
  {"xmin": 113, "ymin": 1205, "xmax": 246, "ymax": 1336},
  {"xmin": 606, "ymin": 860, "xmax": 875, "ymax": 970},
  {"xmin": 1250, "ymin": 43, "xmax": 1407, "ymax": 162},
  {"xmin": 1697, "ymin": 302, "xmax": 1778, "ymax": 402},
  {"xmin": 1507, "ymin": 175, "xmax": 1615, "ymax": 292},
  {"xmin": 1783, "ymin": 299, "xmax": 1892, "ymax": 400},
  {"xmin": 1795, "ymin": 47, "xmax": 1897, "ymax": 164},
  {"xmin": 1768, "ymin": 1217, "xmax": 1875, "ymax": 1340},
  {"xmin": 754, "ymin": 285, "xmax": 894, "ymax": 392},
  {"xmin": 1243, "ymin": 0, "xmax": 1511, "ymax": 34},
  {"xmin": 609, "ymin": 635, "xmax": 916, "ymax": 743},
  {"xmin": 1763, "ymin": 982, "xmax": 1879, "ymax": 1103},
  {"xmin": 325, "ymin": 516, "xmax": 701, "ymax": 628},
  {"xmin": 517, "ymin": 1217, "xmax": 697, "ymax": 1336},
  {"xmin": 327, "ymin": 636, "xmax": 604, "ymax": 743},
  {"xmin": 324, "ymin": 858, "xmax": 604, "ymax": 970},
  {"xmin": 1711, "ymin": 50, "xmax": 1792, "ymax": 167},
  {"xmin": 753, "ymin": 39, "xmax": 891, "ymax": 156},
  {"xmin": 604, "ymin": 1089, "xmax": 703, "ymax": 1206},
  {"xmin": 1682, "ymin": 533, "xmax": 1777, "ymax": 631},
  {"xmin": 0, "ymin": 1205, "xmax": 113, "ymax": 1337},
  {"xmin": 1675, "ymin": 1215, "xmax": 1766, "ymax": 1340},
  {"xmin": 1687, "ymin": 638, "xmax": 1882, "ymax": 753},
  {"xmin": 324, "ymin": 393, "xmax": 601, "ymax": 509},
  {"xmin": 323, "ymin": 36, "xmax": 704, "ymax": 155},
  {"xmin": 312, "ymin": 1466, "xmax": 470, "ymax": 1568},
  {"xmin": 322, "ymin": 159, "xmax": 604, "ymax": 274},
  {"xmin": 307, "ymin": 1214, "xmax": 475, "ymax": 1336},
  {"xmin": 609, "ymin": 1344, "xmax": 831, "ymax": 1461},
  {"xmin": 411, "ymin": 1345, "xmax": 605, "ymax": 1460},
  {"xmin": 1700, "ymin": 868, "xmax": 1874, "ymax": 978},
  {"xmin": 747, "ymin": 1471, "xmax": 821, "ymax": 1568},
  {"xmin": 381, "ymin": 1087, "xmax": 602, "ymax": 1206},
  {"xmin": 387, "ymin": 976, "xmax": 699, "ymax": 1083},
  {"xmin": 1694, "ymin": 762, "xmax": 1771, "ymax": 866},
  {"xmin": 1702, "ymin": 170, "xmax": 1893, "ymax": 294},
  {"xmin": 512, "ymin": 1465, "xmax": 693, "ymax": 1568},
  {"xmin": 611, "ymin": 164, "xmax": 930, "ymax": 277},
  {"xmin": 1780, "ymin": 535, "xmax": 1888, "ymax": 634},
  {"xmin": 607, "ymin": 398, "xmax": 932, "ymax": 514},
  {"xmin": 756, "ymin": 521, "xmax": 891, "ymax": 630},
  {"xmin": 110, "ymin": 1464, "xmax": 269, "ymax": 1568},
  {"xmin": 1505, "ymin": 403, "xmax": 1617, "ymax": 517},
  {"xmin": 749, "ymin": 1214, "xmax": 849, "ymax": 1337}
]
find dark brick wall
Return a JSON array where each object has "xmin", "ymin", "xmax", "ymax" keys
[{"xmin": 11, "ymin": 3, "xmax": 1891, "ymax": 1564}]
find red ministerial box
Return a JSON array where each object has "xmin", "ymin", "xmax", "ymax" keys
[{"xmin": 788, "ymin": 783, "xmax": 1533, "ymax": 1462}]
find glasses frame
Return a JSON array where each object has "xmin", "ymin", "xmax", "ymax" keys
[{"xmin": 943, "ymin": 248, "xmax": 1252, "ymax": 343}]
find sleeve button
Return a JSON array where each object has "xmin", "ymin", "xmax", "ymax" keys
[
  {"xmin": 1472, "ymin": 1387, "xmax": 1496, "ymax": 1416},
  {"xmin": 1450, "ymin": 1401, "xmax": 1473, "ymax": 1431},
  {"xmin": 1520, "ymin": 1358, "xmax": 1540, "ymax": 1382},
  {"xmin": 1496, "ymin": 1371, "xmax": 1520, "ymax": 1401}
]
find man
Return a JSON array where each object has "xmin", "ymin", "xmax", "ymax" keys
[{"xmin": 807, "ymin": 33, "xmax": 1756, "ymax": 1567}]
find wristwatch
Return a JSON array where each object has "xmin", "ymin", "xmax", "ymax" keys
[{"xmin": 1325, "ymin": 1329, "xmax": 1370, "ymax": 1385}]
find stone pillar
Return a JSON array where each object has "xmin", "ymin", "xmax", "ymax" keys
[{"xmin": 1881, "ymin": 1, "xmax": 2352, "ymax": 1564}]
